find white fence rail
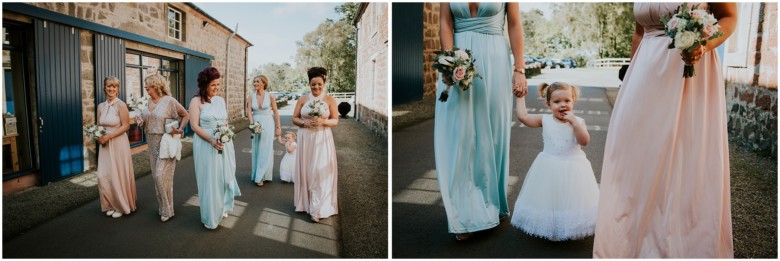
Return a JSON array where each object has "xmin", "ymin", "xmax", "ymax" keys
[
  {"xmin": 330, "ymin": 92, "xmax": 356, "ymax": 100},
  {"xmin": 587, "ymin": 58, "xmax": 630, "ymax": 68}
]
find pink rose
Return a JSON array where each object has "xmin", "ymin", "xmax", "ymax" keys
[
  {"xmin": 454, "ymin": 50, "xmax": 469, "ymax": 61},
  {"xmin": 452, "ymin": 66, "xmax": 466, "ymax": 81},
  {"xmin": 667, "ymin": 17, "xmax": 679, "ymax": 30},
  {"xmin": 702, "ymin": 23, "xmax": 715, "ymax": 37}
]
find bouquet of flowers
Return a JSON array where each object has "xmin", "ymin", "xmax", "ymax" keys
[
  {"xmin": 83, "ymin": 124, "xmax": 107, "ymax": 147},
  {"xmin": 247, "ymin": 121, "xmax": 263, "ymax": 139},
  {"xmin": 126, "ymin": 93, "xmax": 149, "ymax": 112},
  {"xmin": 213, "ymin": 123, "xmax": 235, "ymax": 154},
  {"xmin": 431, "ymin": 47, "xmax": 482, "ymax": 102},
  {"xmin": 661, "ymin": 3, "xmax": 724, "ymax": 78},
  {"xmin": 307, "ymin": 99, "xmax": 326, "ymax": 118}
]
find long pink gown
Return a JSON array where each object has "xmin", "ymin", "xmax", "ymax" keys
[
  {"xmin": 593, "ymin": 3, "xmax": 733, "ymax": 258},
  {"xmin": 294, "ymin": 92, "xmax": 338, "ymax": 219},
  {"xmin": 96, "ymin": 99, "xmax": 137, "ymax": 215}
]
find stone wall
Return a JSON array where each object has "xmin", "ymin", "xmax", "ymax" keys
[
  {"xmin": 27, "ymin": 3, "xmax": 250, "ymax": 121},
  {"xmin": 422, "ymin": 3, "xmax": 441, "ymax": 98},
  {"xmin": 355, "ymin": 3, "xmax": 388, "ymax": 137},
  {"xmin": 725, "ymin": 2, "xmax": 778, "ymax": 157},
  {"xmin": 12, "ymin": 3, "xmax": 251, "ymax": 170}
]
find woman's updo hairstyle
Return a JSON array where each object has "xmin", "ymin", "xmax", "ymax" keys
[
  {"xmin": 307, "ymin": 67, "xmax": 328, "ymax": 83},
  {"xmin": 538, "ymin": 82, "xmax": 580, "ymax": 103},
  {"xmin": 196, "ymin": 67, "xmax": 221, "ymax": 104}
]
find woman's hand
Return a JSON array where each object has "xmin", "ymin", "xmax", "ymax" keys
[
  {"xmin": 210, "ymin": 138, "xmax": 223, "ymax": 151},
  {"xmin": 512, "ymin": 71, "xmax": 528, "ymax": 98},
  {"xmin": 681, "ymin": 44, "xmax": 706, "ymax": 65},
  {"xmin": 275, "ymin": 127, "xmax": 282, "ymax": 137},
  {"xmin": 169, "ymin": 127, "xmax": 183, "ymax": 135},
  {"xmin": 98, "ymin": 134, "xmax": 111, "ymax": 145},
  {"xmin": 135, "ymin": 115, "xmax": 144, "ymax": 126}
]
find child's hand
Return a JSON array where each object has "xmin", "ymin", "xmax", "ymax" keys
[{"xmin": 562, "ymin": 111, "xmax": 577, "ymax": 124}]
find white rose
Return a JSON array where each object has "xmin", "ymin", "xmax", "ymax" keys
[
  {"xmin": 454, "ymin": 50, "xmax": 469, "ymax": 61},
  {"xmin": 676, "ymin": 19, "xmax": 688, "ymax": 31},
  {"xmin": 437, "ymin": 56, "xmax": 452, "ymax": 66},
  {"xmin": 220, "ymin": 135, "xmax": 230, "ymax": 143},
  {"xmin": 674, "ymin": 31, "xmax": 697, "ymax": 50},
  {"xmin": 94, "ymin": 131, "xmax": 102, "ymax": 137}
]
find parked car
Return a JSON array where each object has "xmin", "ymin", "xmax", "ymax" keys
[
  {"xmin": 546, "ymin": 58, "xmax": 563, "ymax": 69},
  {"xmin": 560, "ymin": 58, "xmax": 577, "ymax": 68}
]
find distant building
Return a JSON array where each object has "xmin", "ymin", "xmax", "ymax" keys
[
  {"xmin": 722, "ymin": 2, "xmax": 777, "ymax": 157},
  {"xmin": 2, "ymin": 3, "xmax": 252, "ymax": 193},
  {"xmin": 354, "ymin": 2, "xmax": 388, "ymax": 136}
]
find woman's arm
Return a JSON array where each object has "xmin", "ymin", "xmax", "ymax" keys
[
  {"xmin": 706, "ymin": 3, "xmax": 738, "ymax": 51},
  {"xmin": 439, "ymin": 3, "xmax": 454, "ymax": 51},
  {"xmin": 291, "ymin": 96, "xmax": 307, "ymax": 128},
  {"xmin": 188, "ymin": 97, "xmax": 221, "ymax": 150},
  {"xmin": 173, "ymin": 98, "xmax": 190, "ymax": 134},
  {"xmin": 514, "ymin": 97, "xmax": 542, "ymax": 128},
  {"xmin": 507, "ymin": 3, "xmax": 528, "ymax": 98},
  {"xmin": 270, "ymin": 94, "xmax": 282, "ymax": 136},
  {"xmin": 318, "ymin": 96, "xmax": 339, "ymax": 128},
  {"xmin": 630, "ymin": 21, "xmax": 644, "ymax": 60}
]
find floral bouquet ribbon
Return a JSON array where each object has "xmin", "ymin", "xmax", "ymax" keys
[
  {"xmin": 661, "ymin": 3, "xmax": 724, "ymax": 78},
  {"xmin": 432, "ymin": 48, "xmax": 482, "ymax": 102}
]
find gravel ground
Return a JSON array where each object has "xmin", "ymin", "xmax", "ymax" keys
[{"xmin": 333, "ymin": 118, "xmax": 389, "ymax": 258}]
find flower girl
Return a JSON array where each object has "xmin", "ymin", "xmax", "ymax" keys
[
  {"xmin": 510, "ymin": 82, "xmax": 599, "ymax": 241},
  {"xmin": 277, "ymin": 131, "xmax": 297, "ymax": 183}
]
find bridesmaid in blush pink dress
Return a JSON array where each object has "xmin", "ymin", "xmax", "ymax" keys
[
  {"xmin": 292, "ymin": 67, "xmax": 339, "ymax": 223},
  {"xmin": 593, "ymin": 3, "xmax": 737, "ymax": 258},
  {"xmin": 96, "ymin": 76, "xmax": 137, "ymax": 218}
]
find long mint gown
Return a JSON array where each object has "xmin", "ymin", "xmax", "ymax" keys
[
  {"xmin": 250, "ymin": 92, "xmax": 275, "ymax": 183},
  {"xmin": 434, "ymin": 2, "xmax": 512, "ymax": 234},
  {"xmin": 192, "ymin": 96, "xmax": 241, "ymax": 229}
]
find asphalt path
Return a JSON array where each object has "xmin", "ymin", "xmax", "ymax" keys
[
  {"xmin": 4, "ymin": 101, "xmax": 388, "ymax": 258},
  {"xmin": 392, "ymin": 84, "xmax": 613, "ymax": 258}
]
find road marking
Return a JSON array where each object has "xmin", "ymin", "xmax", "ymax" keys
[{"xmin": 525, "ymin": 108, "xmax": 610, "ymax": 115}]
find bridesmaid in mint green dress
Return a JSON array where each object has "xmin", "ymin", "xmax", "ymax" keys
[
  {"xmin": 434, "ymin": 2, "xmax": 528, "ymax": 240},
  {"xmin": 247, "ymin": 75, "xmax": 282, "ymax": 187},
  {"xmin": 189, "ymin": 67, "xmax": 241, "ymax": 229}
]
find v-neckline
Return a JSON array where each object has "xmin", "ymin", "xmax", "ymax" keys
[
  {"xmin": 468, "ymin": 2, "xmax": 480, "ymax": 18},
  {"xmin": 256, "ymin": 91, "xmax": 265, "ymax": 109}
]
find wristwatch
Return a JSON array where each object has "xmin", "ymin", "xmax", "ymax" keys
[{"xmin": 513, "ymin": 67, "xmax": 525, "ymax": 74}]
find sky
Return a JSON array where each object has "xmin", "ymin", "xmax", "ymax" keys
[
  {"xmin": 195, "ymin": 2, "xmax": 553, "ymax": 71},
  {"xmin": 195, "ymin": 2, "xmax": 343, "ymax": 71}
]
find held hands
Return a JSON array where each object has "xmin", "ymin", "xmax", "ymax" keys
[
  {"xmin": 681, "ymin": 44, "xmax": 706, "ymax": 65},
  {"xmin": 512, "ymin": 71, "xmax": 528, "ymax": 98},
  {"xmin": 275, "ymin": 127, "xmax": 282, "ymax": 137}
]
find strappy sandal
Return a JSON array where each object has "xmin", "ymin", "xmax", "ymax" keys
[{"xmin": 455, "ymin": 233, "xmax": 473, "ymax": 241}]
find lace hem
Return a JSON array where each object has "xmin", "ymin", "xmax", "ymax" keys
[{"xmin": 511, "ymin": 207, "xmax": 597, "ymax": 241}]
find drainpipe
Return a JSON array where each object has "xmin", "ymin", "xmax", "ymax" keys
[
  {"xmin": 354, "ymin": 22, "xmax": 360, "ymax": 119},
  {"xmin": 225, "ymin": 23, "xmax": 238, "ymax": 116}
]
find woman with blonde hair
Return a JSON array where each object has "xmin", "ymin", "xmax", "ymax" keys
[
  {"xmin": 136, "ymin": 74, "xmax": 190, "ymax": 222},
  {"xmin": 246, "ymin": 75, "xmax": 282, "ymax": 187},
  {"xmin": 96, "ymin": 76, "xmax": 136, "ymax": 218}
]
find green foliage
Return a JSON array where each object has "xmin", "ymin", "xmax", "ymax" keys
[
  {"xmin": 521, "ymin": 3, "xmax": 635, "ymax": 61},
  {"xmin": 294, "ymin": 3, "xmax": 358, "ymax": 93}
]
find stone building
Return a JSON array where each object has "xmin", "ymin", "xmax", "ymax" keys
[
  {"xmin": 2, "ymin": 3, "xmax": 252, "ymax": 193},
  {"xmin": 354, "ymin": 2, "xmax": 388, "ymax": 136},
  {"xmin": 723, "ymin": 2, "xmax": 777, "ymax": 157}
]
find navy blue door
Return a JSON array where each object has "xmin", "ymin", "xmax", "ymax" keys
[
  {"xmin": 94, "ymin": 34, "xmax": 126, "ymax": 104},
  {"xmin": 392, "ymin": 3, "xmax": 424, "ymax": 105},
  {"xmin": 34, "ymin": 20, "xmax": 84, "ymax": 183},
  {"xmin": 183, "ymin": 55, "xmax": 211, "ymax": 136}
]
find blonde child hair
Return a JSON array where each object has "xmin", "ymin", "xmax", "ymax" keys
[
  {"xmin": 285, "ymin": 131, "xmax": 297, "ymax": 141},
  {"xmin": 538, "ymin": 82, "xmax": 580, "ymax": 103}
]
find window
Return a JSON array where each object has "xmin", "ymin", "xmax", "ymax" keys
[
  {"xmin": 724, "ymin": 3, "xmax": 757, "ymax": 68},
  {"xmin": 124, "ymin": 52, "xmax": 181, "ymax": 147},
  {"xmin": 167, "ymin": 7, "xmax": 183, "ymax": 41}
]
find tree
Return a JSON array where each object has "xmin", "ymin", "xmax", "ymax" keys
[
  {"xmin": 248, "ymin": 62, "xmax": 307, "ymax": 93},
  {"xmin": 294, "ymin": 3, "xmax": 357, "ymax": 93}
]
